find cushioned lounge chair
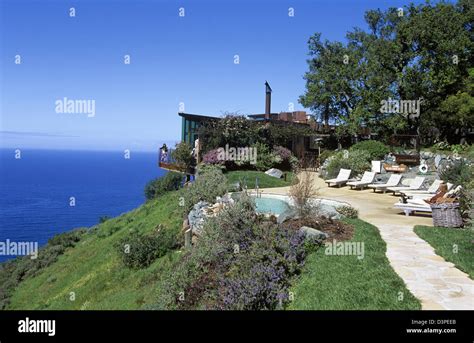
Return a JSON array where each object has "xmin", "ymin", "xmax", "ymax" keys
[
  {"xmin": 367, "ymin": 174, "xmax": 402, "ymax": 193},
  {"xmin": 325, "ymin": 168, "xmax": 351, "ymax": 187},
  {"xmin": 347, "ymin": 171, "xmax": 376, "ymax": 190},
  {"xmin": 387, "ymin": 176, "xmax": 425, "ymax": 195}
]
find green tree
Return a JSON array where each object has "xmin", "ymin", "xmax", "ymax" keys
[{"xmin": 300, "ymin": 1, "xmax": 473, "ymax": 143}]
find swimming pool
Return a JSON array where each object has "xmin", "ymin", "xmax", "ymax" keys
[{"xmin": 254, "ymin": 196, "xmax": 291, "ymax": 215}]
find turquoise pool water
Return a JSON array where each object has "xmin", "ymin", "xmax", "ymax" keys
[{"xmin": 254, "ymin": 197, "xmax": 290, "ymax": 215}]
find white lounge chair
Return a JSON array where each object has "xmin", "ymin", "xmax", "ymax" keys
[
  {"xmin": 371, "ymin": 160, "xmax": 382, "ymax": 173},
  {"xmin": 325, "ymin": 168, "xmax": 351, "ymax": 187},
  {"xmin": 402, "ymin": 179, "xmax": 443, "ymax": 197},
  {"xmin": 347, "ymin": 171, "xmax": 376, "ymax": 190},
  {"xmin": 394, "ymin": 198, "xmax": 432, "ymax": 216},
  {"xmin": 393, "ymin": 185, "xmax": 461, "ymax": 216},
  {"xmin": 403, "ymin": 181, "xmax": 453, "ymax": 199},
  {"xmin": 387, "ymin": 176, "xmax": 425, "ymax": 195},
  {"xmin": 367, "ymin": 174, "xmax": 402, "ymax": 193}
]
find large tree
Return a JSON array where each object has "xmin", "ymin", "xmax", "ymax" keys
[{"xmin": 300, "ymin": 0, "xmax": 473, "ymax": 143}]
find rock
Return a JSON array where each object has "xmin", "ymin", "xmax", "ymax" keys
[
  {"xmin": 264, "ymin": 168, "xmax": 283, "ymax": 179},
  {"xmin": 317, "ymin": 203, "xmax": 343, "ymax": 220},
  {"xmin": 299, "ymin": 226, "xmax": 329, "ymax": 241},
  {"xmin": 277, "ymin": 208, "xmax": 299, "ymax": 224},
  {"xmin": 188, "ymin": 201, "xmax": 210, "ymax": 236},
  {"xmin": 434, "ymin": 155, "xmax": 443, "ymax": 168}
]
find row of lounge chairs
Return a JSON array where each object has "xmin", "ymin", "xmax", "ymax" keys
[{"xmin": 325, "ymin": 168, "xmax": 459, "ymax": 216}]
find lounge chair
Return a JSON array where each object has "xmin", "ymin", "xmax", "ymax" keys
[
  {"xmin": 325, "ymin": 168, "xmax": 351, "ymax": 187},
  {"xmin": 371, "ymin": 160, "xmax": 382, "ymax": 173},
  {"xmin": 386, "ymin": 176, "xmax": 425, "ymax": 195},
  {"xmin": 367, "ymin": 174, "xmax": 403, "ymax": 193},
  {"xmin": 401, "ymin": 179, "xmax": 443, "ymax": 197},
  {"xmin": 347, "ymin": 171, "xmax": 376, "ymax": 190},
  {"xmin": 394, "ymin": 198, "xmax": 432, "ymax": 216},
  {"xmin": 393, "ymin": 185, "xmax": 462, "ymax": 216}
]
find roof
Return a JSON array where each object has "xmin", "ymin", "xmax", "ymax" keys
[{"xmin": 178, "ymin": 112, "xmax": 220, "ymax": 121}]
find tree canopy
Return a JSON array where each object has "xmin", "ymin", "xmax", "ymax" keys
[{"xmin": 300, "ymin": 0, "xmax": 473, "ymax": 143}]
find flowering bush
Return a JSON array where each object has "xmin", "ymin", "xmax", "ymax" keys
[
  {"xmin": 220, "ymin": 226, "xmax": 307, "ymax": 310},
  {"xmin": 273, "ymin": 146, "xmax": 292, "ymax": 160},
  {"xmin": 202, "ymin": 148, "xmax": 223, "ymax": 165},
  {"xmin": 149, "ymin": 193, "xmax": 310, "ymax": 310}
]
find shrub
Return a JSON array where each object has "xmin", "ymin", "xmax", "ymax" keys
[
  {"xmin": 202, "ymin": 148, "xmax": 224, "ymax": 165},
  {"xmin": 273, "ymin": 146, "xmax": 292, "ymax": 160},
  {"xmin": 252, "ymin": 142, "xmax": 279, "ymax": 171},
  {"xmin": 149, "ymin": 193, "xmax": 309, "ymax": 310},
  {"xmin": 318, "ymin": 150, "xmax": 335, "ymax": 164},
  {"xmin": 438, "ymin": 160, "xmax": 474, "ymax": 221},
  {"xmin": 349, "ymin": 140, "xmax": 390, "ymax": 160},
  {"xmin": 117, "ymin": 225, "xmax": 178, "ymax": 269},
  {"xmin": 336, "ymin": 205, "xmax": 359, "ymax": 219},
  {"xmin": 220, "ymin": 226, "xmax": 306, "ymax": 310},
  {"xmin": 182, "ymin": 165, "xmax": 228, "ymax": 213},
  {"xmin": 450, "ymin": 144, "xmax": 469, "ymax": 155},
  {"xmin": 144, "ymin": 172, "xmax": 184, "ymax": 200},
  {"xmin": 48, "ymin": 228, "xmax": 86, "ymax": 248},
  {"xmin": 99, "ymin": 216, "xmax": 110, "ymax": 223},
  {"xmin": 325, "ymin": 150, "xmax": 371, "ymax": 179},
  {"xmin": 273, "ymin": 146, "xmax": 298, "ymax": 170},
  {"xmin": 172, "ymin": 142, "xmax": 194, "ymax": 171},
  {"xmin": 289, "ymin": 171, "xmax": 319, "ymax": 216}
]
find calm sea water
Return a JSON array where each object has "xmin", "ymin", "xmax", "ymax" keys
[{"xmin": 0, "ymin": 149, "xmax": 165, "ymax": 262}]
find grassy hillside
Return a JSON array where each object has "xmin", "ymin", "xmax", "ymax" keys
[
  {"xmin": 6, "ymin": 170, "xmax": 421, "ymax": 310},
  {"xmin": 8, "ymin": 191, "xmax": 182, "ymax": 310}
]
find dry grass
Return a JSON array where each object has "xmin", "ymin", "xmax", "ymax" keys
[{"xmin": 289, "ymin": 170, "xmax": 319, "ymax": 216}]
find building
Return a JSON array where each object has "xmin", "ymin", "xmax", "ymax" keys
[{"xmin": 160, "ymin": 82, "xmax": 329, "ymax": 172}]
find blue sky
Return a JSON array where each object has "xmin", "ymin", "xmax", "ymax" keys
[{"xmin": 1, "ymin": 0, "xmax": 428, "ymax": 151}]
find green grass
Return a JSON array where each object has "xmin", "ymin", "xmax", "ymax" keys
[
  {"xmin": 8, "ymin": 191, "xmax": 182, "ymax": 310},
  {"xmin": 288, "ymin": 219, "xmax": 421, "ymax": 310},
  {"xmin": 225, "ymin": 170, "xmax": 294, "ymax": 189},
  {"xmin": 414, "ymin": 225, "xmax": 474, "ymax": 279}
]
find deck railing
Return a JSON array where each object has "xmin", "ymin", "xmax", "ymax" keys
[{"xmin": 158, "ymin": 148, "xmax": 176, "ymax": 165}]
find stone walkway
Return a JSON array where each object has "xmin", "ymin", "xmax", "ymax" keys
[{"xmin": 261, "ymin": 173, "xmax": 474, "ymax": 310}]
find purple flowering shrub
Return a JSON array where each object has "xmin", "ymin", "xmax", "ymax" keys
[
  {"xmin": 273, "ymin": 145, "xmax": 299, "ymax": 170},
  {"xmin": 149, "ymin": 193, "xmax": 311, "ymax": 310},
  {"xmin": 220, "ymin": 226, "xmax": 307, "ymax": 310},
  {"xmin": 202, "ymin": 148, "xmax": 223, "ymax": 165},
  {"xmin": 273, "ymin": 146, "xmax": 292, "ymax": 161}
]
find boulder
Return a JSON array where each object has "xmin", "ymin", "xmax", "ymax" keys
[
  {"xmin": 434, "ymin": 155, "xmax": 444, "ymax": 169},
  {"xmin": 188, "ymin": 201, "xmax": 210, "ymax": 236},
  {"xmin": 317, "ymin": 203, "xmax": 343, "ymax": 220},
  {"xmin": 277, "ymin": 208, "xmax": 299, "ymax": 224},
  {"xmin": 264, "ymin": 168, "xmax": 283, "ymax": 179},
  {"xmin": 299, "ymin": 226, "xmax": 329, "ymax": 241}
]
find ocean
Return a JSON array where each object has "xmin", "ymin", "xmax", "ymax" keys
[{"xmin": 0, "ymin": 149, "xmax": 166, "ymax": 262}]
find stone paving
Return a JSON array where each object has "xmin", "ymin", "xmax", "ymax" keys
[{"xmin": 261, "ymin": 172, "xmax": 474, "ymax": 310}]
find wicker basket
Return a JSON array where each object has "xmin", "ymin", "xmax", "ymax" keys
[{"xmin": 430, "ymin": 202, "xmax": 463, "ymax": 228}]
